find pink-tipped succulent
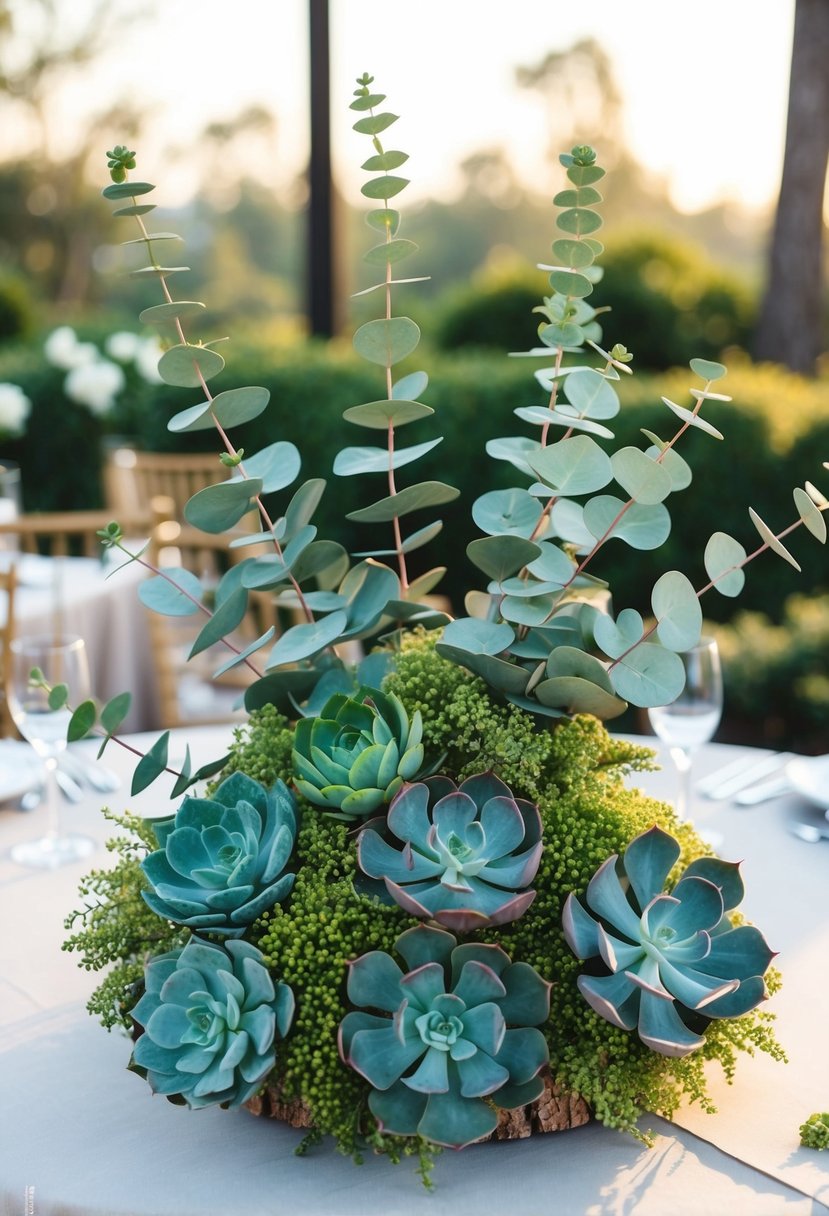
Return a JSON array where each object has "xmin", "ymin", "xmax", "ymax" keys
[{"xmin": 357, "ymin": 772, "xmax": 543, "ymax": 932}]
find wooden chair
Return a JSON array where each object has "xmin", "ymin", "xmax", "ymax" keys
[
  {"xmin": 102, "ymin": 448, "xmax": 228, "ymax": 523},
  {"xmin": 0, "ymin": 509, "xmax": 148, "ymax": 558},
  {"xmin": 0, "ymin": 564, "xmax": 17, "ymax": 736}
]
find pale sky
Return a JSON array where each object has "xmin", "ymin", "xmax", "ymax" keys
[{"xmin": 11, "ymin": 0, "xmax": 796, "ymax": 216}]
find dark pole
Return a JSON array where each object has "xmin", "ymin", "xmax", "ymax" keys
[{"xmin": 308, "ymin": 0, "xmax": 334, "ymax": 337}]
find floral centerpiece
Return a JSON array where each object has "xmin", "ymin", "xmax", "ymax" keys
[{"xmin": 63, "ymin": 75, "xmax": 827, "ymax": 1183}]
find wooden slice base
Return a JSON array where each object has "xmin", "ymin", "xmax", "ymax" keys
[{"xmin": 246, "ymin": 1071, "xmax": 590, "ymax": 1140}]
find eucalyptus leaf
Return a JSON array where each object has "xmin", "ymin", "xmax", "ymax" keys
[
  {"xmin": 290, "ymin": 540, "xmax": 350, "ymax": 586},
  {"xmin": 339, "ymin": 561, "xmax": 400, "ymax": 638},
  {"xmin": 139, "ymin": 568, "xmax": 203, "ymax": 616},
  {"xmin": 793, "ymin": 486, "xmax": 827, "ymax": 542},
  {"xmin": 168, "ymin": 386, "xmax": 270, "ymax": 434},
  {"xmin": 361, "ymin": 175, "xmax": 409, "ymax": 199},
  {"xmin": 529, "ymin": 435, "xmax": 613, "ymax": 496},
  {"xmin": 526, "ymin": 541, "xmax": 577, "ymax": 584},
  {"xmin": 609, "ymin": 643, "xmax": 686, "ymax": 708},
  {"xmin": 366, "ymin": 208, "xmax": 400, "ymax": 234},
  {"xmin": 553, "ymin": 186, "xmax": 603, "ymax": 207},
  {"xmin": 611, "ymin": 447, "xmax": 673, "ymax": 505},
  {"xmin": 131, "ymin": 731, "xmax": 170, "ymax": 796},
  {"xmin": 642, "ymin": 439, "xmax": 692, "ymax": 492},
  {"xmin": 538, "ymin": 320, "xmax": 584, "ymax": 347},
  {"xmin": 703, "ymin": 532, "xmax": 747, "ymax": 597},
  {"xmin": 353, "ymin": 112, "xmax": 398, "ymax": 134},
  {"xmin": 184, "ymin": 477, "xmax": 262, "ymax": 534},
  {"xmin": 393, "ymin": 370, "xmax": 428, "ymax": 400},
  {"xmin": 362, "ymin": 149, "xmax": 409, "ymax": 171},
  {"xmin": 333, "ymin": 437, "xmax": 442, "ymax": 476},
  {"xmin": 158, "ymin": 344, "xmax": 225, "ymax": 388},
  {"xmin": 211, "ymin": 628, "xmax": 276, "ymax": 678},
  {"xmin": 583, "ymin": 495, "xmax": 671, "ymax": 550},
  {"xmin": 517, "ymin": 405, "xmax": 614, "ymax": 440},
  {"xmin": 485, "ymin": 435, "xmax": 541, "ymax": 478},
  {"xmin": 534, "ymin": 674, "xmax": 626, "ymax": 718},
  {"xmin": 439, "ymin": 617, "xmax": 514, "ymax": 655},
  {"xmin": 100, "ymin": 691, "xmax": 131, "ymax": 735},
  {"xmin": 549, "ymin": 499, "xmax": 594, "ymax": 550},
  {"xmin": 364, "ymin": 238, "xmax": 418, "ymax": 265},
  {"xmin": 551, "ymin": 238, "xmax": 595, "ymax": 268},
  {"xmin": 68, "ymin": 700, "xmax": 97, "ymax": 742},
  {"xmin": 266, "ymin": 609, "xmax": 348, "ymax": 668},
  {"xmin": 121, "ymin": 232, "xmax": 181, "ymax": 246},
  {"xmin": 102, "ymin": 181, "xmax": 155, "ymax": 199},
  {"xmin": 112, "ymin": 203, "xmax": 155, "ymax": 217},
  {"xmin": 139, "ymin": 301, "xmax": 206, "ymax": 327},
  {"xmin": 353, "ymin": 317, "xmax": 420, "ymax": 366},
  {"xmin": 500, "ymin": 594, "xmax": 559, "ymax": 627},
  {"xmin": 556, "ymin": 207, "xmax": 603, "ymax": 236},
  {"xmin": 748, "ymin": 507, "xmax": 801, "ymax": 570},
  {"xmin": 594, "ymin": 608, "xmax": 645, "ymax": 659},
  {"xmin": 440, "ymin": 646, "xmax": 529, "ymax": 695},
  {"xmin": 661, "ymin": 397, "xmax": 724, "ymax": 440},
  {"xmin": 472, "ymin": 488, "xmax": 542, "ymax": 537},
  {"xmin": 187, "ymin": 586, "xmax": 249, "ymax": 659},
  {"xmin": 651, "ymin": 571, "xmax": 702, "ymax": 651},
  {"xmin": 232, "ymin": 442, "xmax": 300, "ymax": 493},
  {"xmin": 690, "ymin": 358, "xmax": 727, "ymax": 381},
  {"xmin": 283, "ymin": 479, "xmax": 326, "ymax": 540},
  {"xmin": 548, "ymin": 269, "xmax": 593, "ymax": 298},
  {"xmin": 466, "ymin": 535, "xmax": 541, "ymax": 581},
  {"xmin": 346, "ymin": 481, "xmax": 459, "ymax": 523},
  {"xmin": 562, "ymin": 369, "xmax": 620, "ymax": 419},
  {"xmin": 343, "ymin": 398, "xmax": 433, "ymax": 429}
]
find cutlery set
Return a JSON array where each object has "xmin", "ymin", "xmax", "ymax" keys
[
  {"xmin": 696, "ymin": 750, "xmax": 829, "ymax": 843},
  {"xmin": 15, "ymin": 752, "xmax": 120, "ymax": 811}
]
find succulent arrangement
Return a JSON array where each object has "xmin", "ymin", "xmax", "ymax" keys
[{"xmin": 62, "ymin": 74, "xmax": 827, "ymax": 1181}]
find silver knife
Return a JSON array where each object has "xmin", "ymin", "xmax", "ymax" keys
[{"xmin": 700, "ymin": 752, "xmax": 792, "ymax": 801}]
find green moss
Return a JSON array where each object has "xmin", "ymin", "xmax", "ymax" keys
[
  {"xmin": 63, "ymin": 809, "xmax": 186, "ymax": 1030},
  {"xmin": 799, "ymin": 1112, "xmax": 829, "ymax": 1150}
]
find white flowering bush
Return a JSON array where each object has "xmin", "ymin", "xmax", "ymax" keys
[
  {"xmin": 43, "ymin": 325, "xmax": 162, "ymax": 418},
  {"xmin": 0, "ymin": 382, "xmax": 31, "ymax": 438}
]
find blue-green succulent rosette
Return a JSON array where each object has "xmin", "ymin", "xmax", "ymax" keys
[
  {"xmin": 292, "ymin": 686, "xmax": 426, "ymax": 821},
  {"xmin": 140, "ymin": 773, "xmax": 298, "ymax": 938},
  {"xmin": 563, "ymin": 825, "xmax": 776, "ymax": 1057},
  {"xmin": 130, "ymin": 936, "xmax": 295, "ymax": 1109},
  {"xmin": 339, "ymin": 924, "xmax": 551, "ymax": 1149},
  {"xmin": 357, "ymin": 773, "xmax": 543, "ymax": 932}
]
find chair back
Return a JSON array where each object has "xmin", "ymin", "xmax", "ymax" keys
[
  {"xmin": 103, "ymin": 448, "xmax": 226, "ymax": 522},
  {"xmin": 0, "ymin": 510, "xmax": 146, "ymax": 558}
]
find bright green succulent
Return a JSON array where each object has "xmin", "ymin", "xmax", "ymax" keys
[
  {"xmin": 130, "ymin": 936, "xmax": 294, "ymax": 1109},
  {"xmin": 338, "ymin": 924, "xmax": 550, "ymax": 1149},
  {"xmin": 357, "ymin": 772, "xmax": 543, "ymax": 931},
  {"xmin": 140, "ymin": 772, "xmax": 297, "ymax": 938},
  {"xmin": 562, "ymin": 825, "xmax": 776, "ymax": 1057},
  {"xmin": 292, "ymin": 686, "xmax": 426, "ymax": 820}
]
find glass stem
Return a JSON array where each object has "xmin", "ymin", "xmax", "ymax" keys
[
  {"xmin": 43, "ymin": 755, "xmax": 61, "ymax": 843},
  {"xmin": 670, "ymin": 746, "xmax": 693, "ymax": 822}
]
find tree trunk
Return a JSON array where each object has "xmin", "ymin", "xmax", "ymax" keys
[{"xmin": 753, "ymin": 0, "xmax": 829, "ymax": 374}]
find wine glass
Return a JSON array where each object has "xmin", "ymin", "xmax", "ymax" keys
[
  {"xmin": 647, "ymin": 636, "xmax": 723, "ymax": 822},
  {"xmin": 8, "ymin": 634, "xmax": 94, "ymax": 869}
]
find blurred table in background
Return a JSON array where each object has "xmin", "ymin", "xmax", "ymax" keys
[{"xmin": 0, "ymin": 552, "xmax": 158, "ymax": 733}]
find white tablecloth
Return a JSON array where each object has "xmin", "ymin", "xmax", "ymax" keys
[
  {"xmin": 1, "ymin": 729, "xmax": 828, "ymax": 1215},
  {"xmin": 1, "ymin": 553, "xmax": 158, "ymax": 733}
]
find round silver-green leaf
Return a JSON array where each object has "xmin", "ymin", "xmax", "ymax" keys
[
  {"xmin": 184, "ymin": 478, "xmax": 263, "ymax": 534},
  {"xmin": 333, "ymin": 437, "xmax": 441, "ymax": 476},
  {"xmin": 353, "ymin": 318, "xmax": 420, "ymax": 367},
  {"xmin": 343, "ymin": 398, "xmax": 433, "ymax": 429},
  {"xmin": 158, "ymin": 344, "xmax": 225, "ymax": 388},
  {"xmin": 690, "ymin": 358, "xmax": 727, "ymax": 381},
  {"xmin": 346, "ymin": 481, "xmax": 459, "ymax": 523},
  {"xmin": 609, "ymin": 644, "xmax": 686, "ymax": 708},
  {"xmin": 529, "ymin": 435, "xmax": 612, "ymax": 496},
  {"xmin": 793, "ymin": 486, "xmax": 827, "ymax": 542},
  {"xmin": 467, "ymin": 535, "xmax": 540, "ymax": 581},
  {"xmin": 611, "ymin": 447, "xmax": 673, "ymax": 505},
  {"xmin": 703, "ymin": 532, "xmax": 747, "ymax": 597},
  {"xmin": 472, "ymin": 488, "xmax": 541, "ymax": 537},
  {"xmin": 266, "ymin": 609, "xmax": 348, "ymax": 667},
  {"xmin": 562, "ymin": 369, "xmax": 620, "ymax": 419},
  {"xmin": 583, "ymin": 495, "xmax": 671, "ymax": 550},
  {"xmin": 651, "ymin": 571, "xmax": 703, "ymax": 651}
]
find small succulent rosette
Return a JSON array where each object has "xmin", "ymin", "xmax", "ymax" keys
[
  {"xmin": 339, "ymin": 924, "xmax": 551, "ymax": 1149},
  {"xmin": 292, "ymin": 686, "xmax": 425, "ymax": 820},
  {"xmin": 130, "ymin": 937, "xmax": 294, "ymax": 1109},
  {"xmin": 140, "ymin": 773, "xmax": 297, "ymax": 937},
  {"xmin": 562, "ymin": 825, "xmax": 775, "ymax": 1057},
  {"xmin": 357, "ymin": 773, "xmax": 543, "ymax": 931}
]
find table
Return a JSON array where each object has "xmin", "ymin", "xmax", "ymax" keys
[
  {"xmin": 1, "ymin": 729, "xmax": 828, "ymax": 1215},
  {"xmin": 1, "ymin": 553, "xmax": 158, "ymax": 733}
]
